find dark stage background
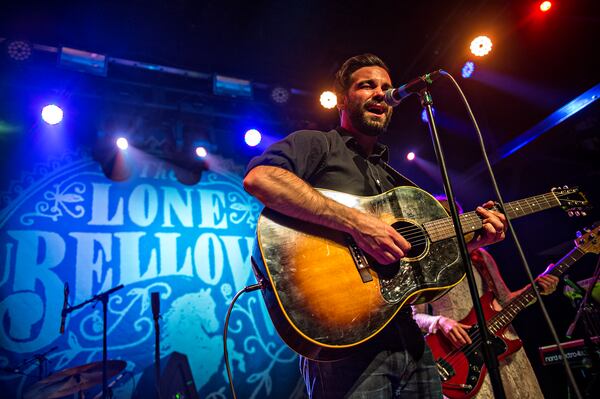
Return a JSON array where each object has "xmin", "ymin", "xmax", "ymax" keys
[{"xmin": 1, "ymin": 1, "xmax": 599, "ymax": 398}]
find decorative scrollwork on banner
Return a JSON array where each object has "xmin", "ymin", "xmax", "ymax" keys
[
  {"xmin": 20, "ymin": 181, "xmax": 86, "ymax": 225},
  {"xmin": 217, "ymin": 284, "xmax": 297, "ymax": 399}
]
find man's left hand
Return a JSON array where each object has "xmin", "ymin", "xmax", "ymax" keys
[
  {"xmin": 468, "ymin": 201, "xmax": 507, "ymax": 252},
  {"xmin": 536, "ymin": 274, "xmax": 560, "ymax": 295}
]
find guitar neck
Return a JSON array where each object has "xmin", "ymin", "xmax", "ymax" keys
[
  {"xmin": 486, "ymin": 245, "xmax": 586, "ymax": 334},
  {"xmin": 425, "ymin": 192, "xmax": 560, "ymax": 242}
]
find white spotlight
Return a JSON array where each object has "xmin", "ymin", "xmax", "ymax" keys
[
  {"xmin": 116, "ymin": 137, "xmax": 129, "ymax": 150},
  {"xmin": 320, "ymin": 91, "xmax": 337, "ymax": 109},
  {"xmin": 41, "ymin": 104, "xmax": 63, "ymax": 125}
]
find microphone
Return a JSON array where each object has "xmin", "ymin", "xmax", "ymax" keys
[
  {"xmin": 60, "ymin": 282, "xmax": 69, "ymax": 334},
  {"xmin": 384, "ymin": 70, "xmax": 443, "ymax": 107}
]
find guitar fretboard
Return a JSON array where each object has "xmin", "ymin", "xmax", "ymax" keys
[
  {"xmin": 424, "ymin": 193, "xmax": 560, "ymax": 243},
  {"xmin": 486, "ymin": 246, "xmax": 585, "ymax": 334}
]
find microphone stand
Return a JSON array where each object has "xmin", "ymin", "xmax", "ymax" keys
[
  {"xmin": 151, "ymin": 292, "xmax": 161, "ymax": 399},
  {"xmin": 419, "ymin": 88, "xmax": 506, "ymax": 398},
  {"xmin": 4, "ymin": 346, "xmax": 58, "ymax": 380},
  {"xmin": 64, "ymin": 284, "xmax": 125, "ymax": 399}
]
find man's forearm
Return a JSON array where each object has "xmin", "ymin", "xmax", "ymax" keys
[{"xmin": 243, "ymin": 165, "xmax": 359, "ymax": 233}]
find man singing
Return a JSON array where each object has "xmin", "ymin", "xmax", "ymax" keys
[{"xmin": 243, "ymin": 54, "xmax": 507, "ymax": 398}]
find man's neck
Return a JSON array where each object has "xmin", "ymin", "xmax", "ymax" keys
[{"xmin": 340, "ymin": 122, "xmax": 378, "ymax": 156}]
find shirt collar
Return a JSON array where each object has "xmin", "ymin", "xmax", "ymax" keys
[{"xmin": 335, "ymin": 127, "xmax": 390, "ymax": 162}]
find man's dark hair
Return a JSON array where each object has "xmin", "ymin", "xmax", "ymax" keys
[{"xmin": 333, "ymin": 53, "xmax": 390, "ymax": 97}]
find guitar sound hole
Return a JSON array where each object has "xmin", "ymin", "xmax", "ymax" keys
[{"xmin": 392, "ymin": 221, "xmax": 427, "ymax": 259}]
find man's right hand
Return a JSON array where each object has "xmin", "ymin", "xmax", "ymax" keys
[
  {"xmin": 438, "ymin": 316, "xmax": 472, "ymax": 348},
  {"xmin": 348, "ymin": 210, "xmax": 411, "ymax": 265}
]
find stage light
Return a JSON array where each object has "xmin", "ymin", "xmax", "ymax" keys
[
  {"xmin": 244, "ymin": 129, "xmax": 262, "ymax": 147},
  {"xmin": 320, "ymin": 91, "xmax": 337, "ymax": 109},
  {"xmin": 195, "ymin": 146, "xmax": 208, "ymax": 158},
  {"xmin": 470, "ymin": 36, "xmax": 493, "ymax": 57},
  {"xmin": 462, "ymin": 61, "xmax": 475, "ymax": 78},
  {"xmin": 41, "ymin": 104, "xmax": 63, "ymax": 125},
  {"xmin": 540, "ymin": 1, "xmax": 552, "ymax": 12},
  {"xmin": 271, "ymin": 87, "xmax": 290, "ymax": 104},
  {"xmin": 421, "ymin": 107, "xmax": 435, "ymax": 123},
  {"xmin": 6, "ymin": 40, "xmax": 32, "ymax": 61},
  {"xmin": 406, "ymin": 152, "xmax": 416, "ymax": 161},
  {"xmin": 116, "ymin": 137, "xmax": 129, "ymax": 150},
  {"xmin": 213, "ymin": 74, "xmax": 252, "ymax": 98},
  {"xmin": 59, "ymin": 47, "xmax": 107, "ymax": 77}
]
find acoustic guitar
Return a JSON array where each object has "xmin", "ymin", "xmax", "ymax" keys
[
  {"xmin": 251, "ymin": 185, "xmax": 588, "ymax": 360},
  {"xmin": 426, "ymin": 223, "xmax": 600, "ymax": 399}
]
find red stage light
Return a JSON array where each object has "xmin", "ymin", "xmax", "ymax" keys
[{"xmin": 540, "ymin": 1, "xmax": 552, "ymax": 12}]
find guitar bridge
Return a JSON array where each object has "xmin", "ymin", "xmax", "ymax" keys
[
  {"xmin": 345, "ymin": 236, "xmax": 373, "ymax": 283},
  {"xmin": 435, "ymin": 358, "xmax": 455, "ymax": 381}
]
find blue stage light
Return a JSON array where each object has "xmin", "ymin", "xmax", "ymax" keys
[
  {"xmin": 462, "ymin": 61, "xmax": 475, "ymax": 78},
  {"xmin": 244, "ymin": 129, "xmax": 262, "ymax": 147},
  {"xmin": 195, "ymin": 146, "xmax": 208, "ymax": 158},
  {"xmin": 500, "ymin": 83, "xmax": 600, "ymax": 159},
  {"xmin": 41, "ymin": 104, "xmax": 63, "ymax": 125},
  {"xmin": 421, "ymin": 107, "xmax": 435, "ymax": 123},
  {"xmin": 116, "ymin": 137, "xmax": 129, "ymax": 150}
]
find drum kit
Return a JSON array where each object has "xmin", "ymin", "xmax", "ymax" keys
[
  {"xmin": 22, "ymin": 360, "xmax": 126, "ymax": 399},
  {"xmin": 5, "ymin": 283, "xmax": 167, "ymax": 398},
  {"xmin": 2, "ymin": 284, "xmax": 132, "ymax": 399}
]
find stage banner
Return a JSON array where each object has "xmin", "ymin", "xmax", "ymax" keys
[{"xmin": 0, "ymin": 150, "xmax": 301, "ymax": 398}]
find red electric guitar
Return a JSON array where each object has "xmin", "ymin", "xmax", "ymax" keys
[{"xmin": 426, "ymin": 223, "xmax": 600, "ymax": 399}]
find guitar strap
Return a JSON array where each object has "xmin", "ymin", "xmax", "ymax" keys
[
  {"xmin": 471, "ymin": 250, "xmax": 501, "ymax": 299},
  {"xmin": 379, "ymin": 160, "xmax": 419, "ymax": 188}
]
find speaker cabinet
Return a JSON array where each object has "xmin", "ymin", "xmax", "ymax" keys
[{"xmin": 133, "ymin": 351, "xmax": 198, "ymax": 399}]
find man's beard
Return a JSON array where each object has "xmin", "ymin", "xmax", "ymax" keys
[{"xmin": 348, "ymin": 103, "xmax": 392, "ymax": 137}]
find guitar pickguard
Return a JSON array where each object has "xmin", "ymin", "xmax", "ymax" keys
[
  {"xmin": 370, "ymin": 187, "xmax": 464, "ymax": 304},
  {"xmin": 441, "ymin": 327, "xmax": 509, "ymax": 397}
]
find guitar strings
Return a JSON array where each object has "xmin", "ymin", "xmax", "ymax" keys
[
  {"xmin": 441, "ymin": 249, "xmax": 583, "ymax": 369},
  {"xmin": 388, "ymin": 193, "xmax": 567, "ymax": 369},
  {"xmin": 436, "ymin": 314, "xmax": 508, "ymax": 370},
  {"xmin": 391, "ymin": 192, "xmax": 560, "ymax": 242}
]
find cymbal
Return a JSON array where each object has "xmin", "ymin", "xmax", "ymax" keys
[{"xmin": 24, "ymin": 360, "xmax": 126, "ymax": 399}]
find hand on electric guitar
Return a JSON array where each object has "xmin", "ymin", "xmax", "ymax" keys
[
  {"xmin": 534, "ymin": 273, "xmax": 559, "ymax": 295},
  {"xmin": 467, "ymin": 201, "xmax": 507, "ymax": 252},
  {"xmin": 437, "ymin": 316, "xmax": 473, "ymax": 348},
  {"xmin": 511, "ymin": 272, "xmax": 560, "ymax": 300}
]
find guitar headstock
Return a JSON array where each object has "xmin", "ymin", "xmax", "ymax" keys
[
  {"xmin": 575, "ymin": 223, "xmax": 600, "ymax": 254},
  {"xmin": 552, "ymin": 186, "xmax": 590, "ymax": 217}
]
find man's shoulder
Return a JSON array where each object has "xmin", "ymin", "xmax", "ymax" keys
[
  {"xmin": 286, "ymin": 128, "xmax": 339, "ymax": 139},
  {"xmin": 277, "ymin": 129, "xmax": 342, "ymax": 149}
]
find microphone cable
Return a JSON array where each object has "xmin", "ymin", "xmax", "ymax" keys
[
  {"xmin": 222, "ymin": 283, "xmax": 263, "ymax": 399},
  {"xmin": 439, "ymin": 70, "xmax": 583, "ymax": 399}
]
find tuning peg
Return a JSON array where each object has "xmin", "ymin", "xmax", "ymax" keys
[
  {"xmin": 568, "ymin": 211, "xmax": 574, "ymax": 217},
  {"xmin": 584, "ymin": 227, "xmax": 591, "ymax": 233},
  {"xmin": 582, "ymin": 211, "xmax": 587, "ymax": 217},
  {"xmin": 563, "ymin": 185, "xmax": 569, "ymax": 189},
  {"xmin": 576, "ymin": 231, "xmax": 583, "ymax": 238},
  {"xmin": 551, "ymin": 187, "xmax": 557, "ymax": 191},
  {"xmin": 575, "ymin": 211, "xmax": 581, "ymax": 217}
]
